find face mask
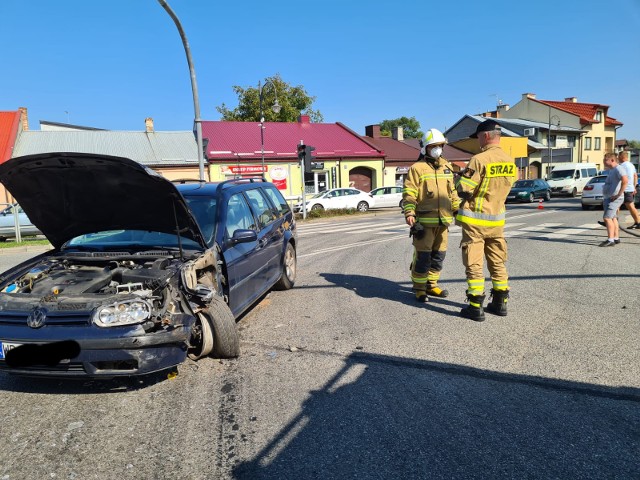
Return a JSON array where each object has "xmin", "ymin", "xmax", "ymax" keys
[{"xmin": 428, "ymin": 146, "xmax": 443, "ymax": 158}]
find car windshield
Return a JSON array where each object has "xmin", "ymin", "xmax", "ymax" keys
[
  {"xmin": 184, "ymin": 196, "xmax": 217, "ymax": 245},
  {"xmin": 514, "ymin": 181, "xmax": 533, "ymax": 188},
  {"xmin": 549, "ymin": 170, "xmax": 574, "ymax": 180},
  {"xmin": 64, "ymin": 230, "xmax": 202, "ymax": 251}
]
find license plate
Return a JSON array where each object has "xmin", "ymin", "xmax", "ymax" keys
[
  {"xmin": 507, "ymin": 196, "xmax": 515, "ymax": 199},
  {"xmin": 0, "ymin": 340, "xmax": 23, "ymax": 360}
]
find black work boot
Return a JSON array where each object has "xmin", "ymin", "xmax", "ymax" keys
[
  {"xmin": 486, "ymin": 289, "xmax": 509, "ymax": 316},
  {"xmin": 460, "ymin": 294, "xmax": 486, "ymax": 322}
]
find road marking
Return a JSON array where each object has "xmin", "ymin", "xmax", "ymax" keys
[
  {"xmin": 298, "ymin": 221, "xmax": 403, "ymax": 236},
  {"xmin": 298, "ymin": 233, "xmax": 407, "ymax": 258},
  {"xmin": 504, "ymin": 222, "xmax": 563, "ymax": 237}
]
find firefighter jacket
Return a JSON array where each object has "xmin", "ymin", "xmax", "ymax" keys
[
  {"xmin": 455, "ymin": 144, "xmax": 516, "ymax": 232},
  {"xmin": 403, "ymin": 156, "xmax": 461, "ymax": 227}
]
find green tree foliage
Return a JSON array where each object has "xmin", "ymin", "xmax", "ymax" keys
[
  {"xmin": 628, "ymin": 139, "xmax": 640, "ymax": 150},
  {"xmin": 379, "ymin": 116, "xmax": 424, "ymax": 139},
  {"xmin": 216, "ymin": 74, "xmax": 323, "ymax": 123}
]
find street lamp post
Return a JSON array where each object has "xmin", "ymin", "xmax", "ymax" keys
[
  {"xmin": 258, "ymin": 80, "xmax": 281, "ymax": 175},
  {"xmin": 157, "ymin": 0, "xmax": 206, "ymax": 181},
  {"xmin": 546, "ymin": 108, "xmax": 561, "ymax": 178}
]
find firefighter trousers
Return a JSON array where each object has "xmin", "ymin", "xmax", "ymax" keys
[
  {"xmin": 460, "ymin": 227, "xmax": 509, "ymax": 295},
  {"xmin": 411, "ymin": 225, "xmax": 448, "ymax": 292}
]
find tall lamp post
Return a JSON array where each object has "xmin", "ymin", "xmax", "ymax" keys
[
  {"xmin": 157, "ymin": 0, "xmax": 206, "ymax": 181},
  {"xmin": 258, "ymin": 80, "xmax": 281, "ymax": 175},
  {"xmin": 546, "ymin": 109, "xmax": 561, "ymax": 178}
]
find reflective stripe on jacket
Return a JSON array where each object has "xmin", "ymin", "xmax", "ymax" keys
[
  {"xmin": 403, "ymin": 157, "xmax": 461, "ymax": 227},
  {"xmin": 455, "ymin": 145, "xmax": 515, "ymax": 228}
]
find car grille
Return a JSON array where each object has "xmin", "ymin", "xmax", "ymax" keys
[
  {"xmin": 0, "ymin": 361, "xmax": 86, "ymax": 373},
  {"xmin": 0, "ymin": 311, "xmax": 89, "ymax": 326},
  {"xmin": 552, "ymin": 187, "xmax": 563, "ymax": 192}
]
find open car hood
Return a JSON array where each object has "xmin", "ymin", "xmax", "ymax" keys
[{"xmin": 0, "ymin": 153, "xmax": 208, "ymax": 250}]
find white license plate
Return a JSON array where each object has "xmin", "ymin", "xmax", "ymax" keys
[
  {"xmin": 507, "ymin": 196, "xmax": 515, "ymax": 199},
  {"xmin": 0, "ymin": 341, "xmax": 22, "ymax": 360}
]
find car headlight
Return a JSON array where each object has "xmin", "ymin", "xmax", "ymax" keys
[
  {"xmin": 517, "ymin": 192, "xmax": 528, "ymax": 196},
  {"xmin": 93, "ymin": 299, "xmax": 151, "ymax": 327}
]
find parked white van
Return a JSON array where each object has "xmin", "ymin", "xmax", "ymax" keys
[{"xmin": 546, "ymin": 163, "xmax": 598, "ymax": 197}]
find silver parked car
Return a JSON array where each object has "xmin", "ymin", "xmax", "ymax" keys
[
  {"xmin": 581, "ymin": 175, "xmax": 607, "ymax": 210},
  {"xmin": 0, "ymin": 204, "xmax": 42, "ymax": 241}
]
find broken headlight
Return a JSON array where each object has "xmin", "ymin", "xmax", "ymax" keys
[{"xmin": 93, "ymin": 300, "xmax": 152, "ymax": 327}]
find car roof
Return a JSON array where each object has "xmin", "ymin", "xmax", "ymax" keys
[{"xmin": 175, "ymin": 177, "xmax": 272, "ymax": 196}]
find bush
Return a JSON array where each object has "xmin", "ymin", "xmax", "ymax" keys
[{"xmin": 295, "ymin": 208, "xmax": 370, "ymax": 221}]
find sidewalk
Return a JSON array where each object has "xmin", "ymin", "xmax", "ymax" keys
[{"xmin": 0, "ymin": 244, "xmax": 52, "ymax": 255}]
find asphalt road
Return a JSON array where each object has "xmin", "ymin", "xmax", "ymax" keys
[{"xmin": 1, "ymin": 198, "xmax": 638, "ymax": 479}]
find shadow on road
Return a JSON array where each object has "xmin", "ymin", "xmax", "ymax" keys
[{"xmin": 234, "ymin": 351, "xmax": 639, "ymax": 479}]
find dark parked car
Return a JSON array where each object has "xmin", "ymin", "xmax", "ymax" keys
[
  {"xmin": 506, "ymin": 179, "xmax": 551, "ymax": 203},
  {"xmin": 0, "ymin": 153, "xmax": 296, "ymax": 378}
]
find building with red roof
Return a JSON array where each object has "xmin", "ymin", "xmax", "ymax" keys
[
  {"xmin": 501, "ymin": 93, "xmax": 622, "ymax": 167},
  {"xmin": 202, "ymin": 115, "xmax": 385, "ymax": 197}
]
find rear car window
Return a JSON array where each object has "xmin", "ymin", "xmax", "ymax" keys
[
  {"xmin": 245, "ymin": 189, "xmax": 277, "ymax": 228},
  {"xmin": 263, "ymin": 186, "xmax": 290, "ymax": 216}
]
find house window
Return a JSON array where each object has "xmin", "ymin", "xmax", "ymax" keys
[
  {"xmin": 568, "ymin": 135, "xmax": 576, "ymax": 147},
  {"xmin": 585, "ymin": 137, "xmax": 592, "ymax": 150},
  {"xmin": 550, "ymin": 135, "xmax": 556, "ymax": 148},
  {"xmin": 595, "ymin": 111, "xmax": 602, "ymax": 122},
  {"xmin": 594, "ymin": 137, "xmax": 601, "ymax": 150}
]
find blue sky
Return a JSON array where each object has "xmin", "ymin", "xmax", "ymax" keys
[{"xmin": 2, "ymin": 0, "xmax": 639, "ymax": 140}]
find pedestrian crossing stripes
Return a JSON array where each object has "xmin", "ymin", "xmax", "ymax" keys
[{"xmin": 297, "ymin": 220, "xmax": 607, "ymax": 240}]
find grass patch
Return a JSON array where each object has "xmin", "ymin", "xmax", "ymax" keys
[{"xmin": 0, "ymin": 237, "xmax": 51, "ymax": 249}]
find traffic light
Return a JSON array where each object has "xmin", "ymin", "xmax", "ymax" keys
[{"xmin": 297, "ymin": 144, "xmax": 317, "ymax": 173}]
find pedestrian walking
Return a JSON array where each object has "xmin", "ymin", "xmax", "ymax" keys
[
  {"xmin": 617, "ymin": 151, "xmax": 640, "ymax": 229},
  {"xmin": 402, "ymin": 128, "xmax": 460, "ymax": 303},
  {"xmin": 599, "ymin": 153, "xmax": 628, "ymax": 247},
  {"xmin": 455, "ymin": 120, "xmax": 516, "ymax": 321}
]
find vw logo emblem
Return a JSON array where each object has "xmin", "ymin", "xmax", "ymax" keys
[{"xmin": 27, "ymin": 307, "xmax": 47, "ymax": 329}]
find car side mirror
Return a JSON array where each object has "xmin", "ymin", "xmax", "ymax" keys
[{"xmin": 230, "ymin": 229, "xmax": 257, "ymax": 245}]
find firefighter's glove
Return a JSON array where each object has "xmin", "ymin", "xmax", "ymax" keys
[{"xmin": 409, "ymin": 223, "xmax": 425, "ymax": 240}]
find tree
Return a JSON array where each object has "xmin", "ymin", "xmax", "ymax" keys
[
  {"xmin": 628, "ymin": 140, "xmax": 640, "ymax": 150},
  {"xmin": 216, "ymin": 74, "xmax": 323, "ymax": 123},
  {"xmin": 379, "ymin": 117, "xmax": 423, "ymax": 139}
]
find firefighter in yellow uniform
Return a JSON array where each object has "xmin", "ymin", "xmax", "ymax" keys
[
  {"xmin": 403, "ymin": 128, "xmax": 461, "ymax": 302},
  {"xmin": 455, "ymin": 119, "xmax": 516, "ymax": 321}
]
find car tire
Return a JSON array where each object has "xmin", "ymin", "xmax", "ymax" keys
[
  {"xmin": 206, "ymin": 295, "xmax": 240, "ymax": 358},
  {"xmin": 188, "ymin": 310, "xmax": 215, "ymax": 360},
  {"xmin": 528, "ymin": 193, "xmax": 534, "ymax": 203},
  {"xmin": 274, "ymin": 242, "xmax": 296, "ymax": 290},
  {"xmin": 545, "ymin": 191, "xmax": 551, "ymax": 201},
  {"xmin": 571, "ymin": 188, "xmax": 578, "ymax": 197},
  {"xmin": 311, "ymin": 204, "xmax": 323, "ymax": 211},
  {"xmin": 357, "ymin": 201, "xmax": 369, "ymax": 212}
]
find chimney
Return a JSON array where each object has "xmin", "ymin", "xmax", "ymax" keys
[
  {"xmin": 365, "ymin": 125, "xmax": 381, "ymax": 138},
  {"xmin": 564, "ymin": 97, "xmax": 578, "ymax": 103},
  {"xmin": 523, "ymin": 93, "xmax": 536, "ymax": 100},
  {"xmin": 18, "ymin": 107, "xmax": 29, "ymax": 131},
  {"xmin": 297, "ymin": 114, "xmax": 310, "ymax": 124},
  {"xmin": 392, "ymin": 127, "xmax": 404, "ymax": 141},
  {"xmin": 145, "ymin": 117, "xmax": 154, "ymax": 132},
  {"xmin": 496, "ymin": 104, "xmax": 510, "ymax": 118}
]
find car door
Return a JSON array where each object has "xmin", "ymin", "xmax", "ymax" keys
[
  {"xmin": 244, "ymin": 188, "xmax": 282, "ymax": 287},
  {"xmin": 221, "ymin": 192, "xmax": 262, "ymax": 316},
  {"xmin": 370, "ymin": 188, "xmax": 390, "ymax": 207},
  {"xmin": 324, "ymin": 190, "xmax": 344, "ymax": 210}
]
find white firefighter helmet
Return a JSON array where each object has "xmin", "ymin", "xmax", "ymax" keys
[{"xmin": 420, "ymin": 128, "xmax": 447, "ymax": 155}]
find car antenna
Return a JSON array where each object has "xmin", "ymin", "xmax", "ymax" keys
[{"xmin": 172, "ymin": 200, "xmax": 185, "ymax": 260}]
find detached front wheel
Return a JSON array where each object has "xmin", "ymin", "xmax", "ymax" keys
[{"xmin": 189, "ymin": 296, "xmax": 239, "ymax": 360}]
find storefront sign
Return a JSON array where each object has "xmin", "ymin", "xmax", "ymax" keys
[
  {"xmin": 396, "ymin": 167, "xmax": 410, "ymax": 174},
  {"xmin": 269, "ymin": 165, "xmax": 288, "ymax": 190},
  {"xmin": 220, "ymin": 165, "xmax": 267, "ymax": 175}
]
